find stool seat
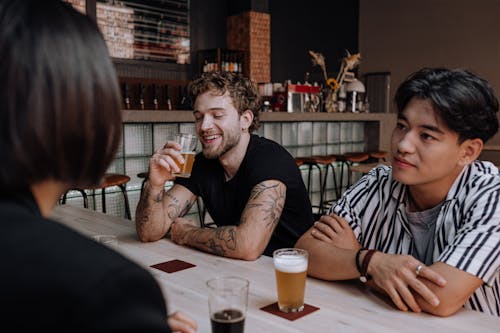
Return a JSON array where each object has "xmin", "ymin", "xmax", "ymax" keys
[
  {"xmin": 295, "ymin": 155, "xmax": 338, "ymax": 216},
  {"xmin": 368, "ymin": 150, "xmax": 389, "ymax": 161},
  {"xmin": 339, "ymin": 152, "xmax": 370, "ymax": 163},
  {"xmin": 90, "ymin": 173, "xmax": 130, "ymax": 189},
  {"xmin": 61, "ymin": 173, "xmax": 131, "ymax": 220}
]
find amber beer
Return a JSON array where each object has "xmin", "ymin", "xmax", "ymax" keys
[
  {"xmin": 273, "ymin": 248, "xmax": 308, "ymax": 312},
  {"xmin": 172, "ymin": 151, "xmax": 195, "ymax": 178}
]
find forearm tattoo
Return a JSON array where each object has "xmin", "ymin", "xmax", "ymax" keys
[
  {"xmin": 245, "ymin": 182, "xmax": 285, "ymax": 229},
  {"xmin": 136, "ymin": 186, "xmax": 164, "ymax": 226},
  {"xmin": 192, "ymin": 226, "xmax": 237, "ymax": 256}
]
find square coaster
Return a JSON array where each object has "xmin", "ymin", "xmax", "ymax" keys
[
  {"xmin": 260, "ymin": 302, "xmax": 319, "ymax": 321},
  {"xmin": 150, "ymin": 259, "xmax": 196, "ymax": 273}
]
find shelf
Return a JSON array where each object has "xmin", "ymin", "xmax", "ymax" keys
[{"xmin": 122, "ymin": 110, "xmax": 396, "ymax": 123}]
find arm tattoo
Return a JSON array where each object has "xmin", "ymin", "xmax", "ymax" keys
[
  {"xmin": 137, "ymin": 187, "xmax": 164, "ymax": 226},
  {"xmin": 179, "ymin": 198, "xmax": 196, "ymax": 217},
  {"xmin": 191, "ymin": 226, "xmax": 237, "ymax": 256},
  {"xmin": 246, "ymin": 182, "xmax": 285, "ymax": 229}
]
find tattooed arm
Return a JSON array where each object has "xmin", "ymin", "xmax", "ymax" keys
[
  {"xmin": 135, "ymin": 182, "xmax": 196, "ymax": 242},
  {"xmin": 170, "ymin": 180, "xmax": 286, "ymax": 260}
]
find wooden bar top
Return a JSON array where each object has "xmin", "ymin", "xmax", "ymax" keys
[{"xmin": 51, "ymin": 205, "xmax": 500, "ymax": 332}]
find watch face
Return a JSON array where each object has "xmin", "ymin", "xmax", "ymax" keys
[{"xmin": 359, "ymin": 276, "xmax": 368, "ymax": 283}]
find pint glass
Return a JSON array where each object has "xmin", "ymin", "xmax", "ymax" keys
[
  {"xmin": 273, "ymin": 248, "xmax": 308, "ymax": 312},
  {"xmin": 172, "ymin": 133, "xmax": 197, "ymax": 178}
]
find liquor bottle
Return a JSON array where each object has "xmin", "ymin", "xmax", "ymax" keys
[
  {"xmin": 122, "ymin": 82, "xmax": 130, "ymax": 109},
  {"xmin": 138, "ymin": 83, "xmax": 145, "ymax": 110},
  {"xmin": 164, "ymin": 84, "xmax": 172, "ymax": 110},
  {"xmin": 152, "ymin": 84, "xmax": 159, "ymax": 110}
]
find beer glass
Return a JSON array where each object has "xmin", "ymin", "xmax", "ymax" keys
[
  {"xmin": 207, "ymin": 276, "xmax": 249, "ymax": 333},
  {"xmin": 273, "ymin": 248, "xmax": 308, "ymax": 312},
  {"xmin": 172, "ymin": 133, "xmax": 197, "ymax": 178}
]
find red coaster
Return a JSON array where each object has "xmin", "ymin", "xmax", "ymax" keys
[
  {"xmin": 260, "ymin": 302, "xmax": 319, "ymax": 321},
  {"xmin": 150, "ymin": 259, "xmax": 196, "ymax": 273}
]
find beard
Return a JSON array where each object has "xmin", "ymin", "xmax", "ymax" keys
[{"xmin": 201, "ymin": 128, "xmax": 241, "ymax": 159}]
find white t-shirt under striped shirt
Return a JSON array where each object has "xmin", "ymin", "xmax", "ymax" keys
[{"xmin": 329, "ymin": 160, "xmax": 500, "ymax": 316}]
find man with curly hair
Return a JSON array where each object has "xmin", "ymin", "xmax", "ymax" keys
[{"xmin": 136, "ymin": 72, "xmax": 313, "ymax": 260}]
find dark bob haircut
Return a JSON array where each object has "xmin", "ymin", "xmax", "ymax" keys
[
  {"xmin": 0, "ymin": 0, "xmax": 122, "ymax": 191},
  {"xmin": 188, "ymin": 71, "xmax": 261, "ymax": 132},
  {"xmin": 394, "ymin": 68, "xmax": 499, "ymax": 143}
]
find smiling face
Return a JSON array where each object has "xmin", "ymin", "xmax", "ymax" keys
[
  {"xmin": 193, "ymin": 91, "xmax": 250, "ymax": 160},
  {"xmin": 391, "ymin": 97, "xmax": 472, "ymax": 192}
]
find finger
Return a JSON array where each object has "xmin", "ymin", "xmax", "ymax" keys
[
  {"xmin": 410, "ymin": 278, "xmax": 440, "ymax": 307},
  {"xmin": 385, "ymin": 285, "xmax": 409, "ymax": 312},
  {"xmin": 167, "ymin": 317, "xmax": 197, "ymax": 333},
  {"xmin": 313, "ymin": 221, "xmax": 336, "ymax": 238},
  {"xmin": 334, "ymin": 215, "xmax": 352, "ymax": 230},
  {"xmin": 418, "ymin": 265, "xmax": 447, "ymax": 287},
  {"xmin": 311, "ymin": 228, "xmax": 332, "ymax": 242},
  {"xmin": 395, "ymin": 280, "xmax": 421, "ymax": 312},
  {"xmin": 318, "ymin": 215, "xmax": 340, "ymax": 230},
  {"xmin": 171, "ymin": 311, "xmax": 198, "ymax": 330}
]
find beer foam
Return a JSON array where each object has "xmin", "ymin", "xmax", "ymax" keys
[{"xmin": 274, "ymin": 255, "xmax": 308, "ymax": 273}]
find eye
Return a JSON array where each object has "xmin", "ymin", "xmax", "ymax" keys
[
  {"xmin": 194, "ymin": 114, "xmax": 203, "ymax": 123},
  {"xmin": 214, "ymin": 113, "xmax": 225, "ymax": 119},
  {"xmin": 420, "ymin": 132, "xmax": 435, "ymax": 141},
  {"xmin": 396, "ymin": 122, "xmax": 407, "ymax": 131}
]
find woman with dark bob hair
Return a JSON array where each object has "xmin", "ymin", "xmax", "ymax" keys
[{"xmin": 0, "ymin": 1, "xmax": 196, "ymax": 332}]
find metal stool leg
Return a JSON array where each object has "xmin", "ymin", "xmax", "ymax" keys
[{"xmin": 118, "ymin": 184, "xmax": 132, "ymax": 219}]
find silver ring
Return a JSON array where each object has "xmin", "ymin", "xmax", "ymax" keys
[{"xmin": 415, "ymin": 264, "xmax": 423, "ymax": 276}]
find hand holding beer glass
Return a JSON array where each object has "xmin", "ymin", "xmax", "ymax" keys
[
  {"xmin": 273, "ymin": 248, "xmax": 308, "ymax": 313},
  {"xmin": 207, "ymin": 276, "xmax": 249, "ymax": 333},
  {"xmin": 173, "ymin": 133, "xmax": 197, "ymax": 178}
]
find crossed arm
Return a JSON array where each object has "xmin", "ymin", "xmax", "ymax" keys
[
  {"xmin": 136, "ymin": 179, "xmax": 286, "ymax": 261},
  {"xmin": 295, "ymin": 214, "xmax": 483, "ymax": 317}
]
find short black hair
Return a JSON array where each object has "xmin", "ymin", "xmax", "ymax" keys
[
  {"xmin": 188, "ymin": 71, "xmax": 261, "ymax": 132},
  {"xmin": 0, "ymin": 0, "xmax": 122, "ymax": 192},
  {"xmin": 394, "ymin": 68, "xmax": 499, "ymax": 143}
]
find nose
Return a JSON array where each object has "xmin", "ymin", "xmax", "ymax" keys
[
  {"xmin": 396, "ymin": 131, "xmax": 416, "ymax": 155},
  {"xmin": 199, "ymin": 114, "xmax": 213, "ymax": 132}
]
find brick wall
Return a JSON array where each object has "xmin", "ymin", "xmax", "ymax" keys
[{"xmin": 227, "ymin": 11, "xmax": 270, "ymax": 83}]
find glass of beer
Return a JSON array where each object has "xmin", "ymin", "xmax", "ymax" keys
[
  {"xmin": 207, "ymin": 276, "xmax": 249, "ymax": 333},
  {"xmin": 273, "ymin": 248, "xmax": 308, "ymax": 312},
  {"xmin": 172, "ymin": 133, "xmax": 197, "ymax": 178}
]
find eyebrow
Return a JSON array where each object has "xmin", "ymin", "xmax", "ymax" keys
[
  {"xmin": 398, "ymin": 114, "xmax": 446, "ymax": 135},
  {"xmin": 193, "ymin": 107, "xmax": 226, "ymax": 115}
]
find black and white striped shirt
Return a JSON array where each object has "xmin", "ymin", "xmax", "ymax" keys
[{"xmin": 329, "ymin": 160, "xmax": 500, "ymax": 316}]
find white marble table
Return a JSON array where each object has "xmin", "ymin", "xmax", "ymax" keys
[{"xmin": 51, "ymin": 205, "xmax": 499, "ymax": 332}]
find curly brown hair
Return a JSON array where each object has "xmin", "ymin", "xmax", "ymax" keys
[{"xmin": 188, "ymin": 72, "xmax": 261, "ymax": 132}]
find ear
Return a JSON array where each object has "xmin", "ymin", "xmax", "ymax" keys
[
  {"xmin": 239, "ymin": 109, "xmax": 254, "ymax": 132},
  {"xmin": 458, "ymin": 138, "xmax": 483, "ymax": 166}
]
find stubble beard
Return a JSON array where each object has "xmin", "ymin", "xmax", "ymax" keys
[{"xmin": 202, "ymin": 130, "xmax": 241, "ymax": 159}]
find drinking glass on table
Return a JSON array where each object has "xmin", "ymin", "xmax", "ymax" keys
[
  {"xmin": 172, "ymin": 133, "xmax": 197, "ymax": 178},
  {"xmin": 273, "ymin": 248, "xmax": 308, "ymax": 312},
  {"xmin": 207, "ymin": 276, "xmax": 249, "ymax": 333}
]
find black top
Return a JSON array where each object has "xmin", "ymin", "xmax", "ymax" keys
[
  {"xmin": 0, "ymin": 192, "xmax": 171, "ymax": 332},
  {"xmin": 176, "ymin": 134, "xmax": 314, "ymax": 256}
]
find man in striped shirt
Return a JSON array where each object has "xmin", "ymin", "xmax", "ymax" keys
[{"xmin": 296, "ymin": 68, "xmax": 500, "ymax": 317}]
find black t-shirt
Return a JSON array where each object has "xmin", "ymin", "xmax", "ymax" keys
[
  {"xmin": 176, "ymin": 134, "xmax": 314, "ymax": 256},
  {"xmin": 1, "ymin": 192, "xmax": 171, "ymax": 332}
]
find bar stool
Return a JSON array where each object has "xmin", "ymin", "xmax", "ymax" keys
[
  {"xmin": 295, "ymin": 155, "xmax": 337, "ymax": 215},
  {"xmin": 61, "ymin": 173, "xmax": 132, "ymax": 219},
  {"xmin": 333, "ymin": 152, "xmax": 370, "ymax": 197},
  {"xmin": 350, "ymin": 151, "xmax": 390, "ymax": 179}
]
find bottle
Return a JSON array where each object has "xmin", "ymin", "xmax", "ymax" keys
[
  {"xmin": 152, "ymin": 84, "xmax": 159, "ymax": 110},
  {"xmin": 164, "ymin": 84, "xmax": 172, "ymax": 110},
  {"xmin": 122, "ymin": 82, "xmax": 130, "ymax": 109},
  {"xmin": 138, "ymin": 83, "xmax": 145, "ymax": 110}
]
